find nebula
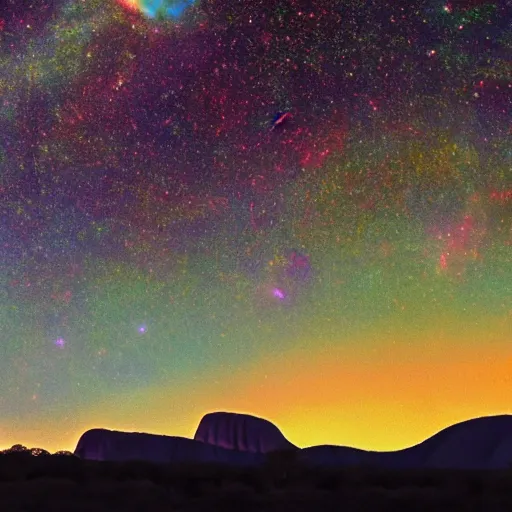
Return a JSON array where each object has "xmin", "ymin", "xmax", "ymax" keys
[{"xmin": 118, "ymin": 0, "xmax": 197, "ymax": 19}]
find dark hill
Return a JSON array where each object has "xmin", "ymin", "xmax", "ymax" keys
[{"xmin": 300, "ymin": 415, "xmax": 512, "ymax": 470}]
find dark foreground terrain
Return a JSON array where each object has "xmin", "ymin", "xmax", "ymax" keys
[{"xmin": 1, "ymin": 449, "xmax": 512, "ymax": 511}]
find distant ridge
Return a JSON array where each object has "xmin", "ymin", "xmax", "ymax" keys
[
  {"xmin": 69, "ymin": 414, "xmax": 512, "ymax": 470},
  {"xmin": 299, "ymin": 415, "xmax": 512, "ymax": 470}
]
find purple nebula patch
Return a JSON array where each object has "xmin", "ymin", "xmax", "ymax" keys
[
  {"xmin": 54, "ymin": 337, "xmax": 66, "ymax": 348},
  {"xmin": 285, "ymin": 249, "xmax": 312, "ymax": 281},
  {"xmin": 272, "ymin": 288, "xmax": 286, "ymax": 300}
]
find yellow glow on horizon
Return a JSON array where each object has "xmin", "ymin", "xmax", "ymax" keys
[{"xmin": 1, "ymin": 317, "xmax": 511, "ymax": 454}]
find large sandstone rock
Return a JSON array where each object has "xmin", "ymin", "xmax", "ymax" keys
[
  {"xmin": 194, "ymin": 412, "xmax": 297, "ymax": 454},
  {"xmin": 74, "ymin": 428, "xmax": 264, "ymax": 466}
]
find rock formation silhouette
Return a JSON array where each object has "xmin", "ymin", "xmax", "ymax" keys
[
  {"xmin": 74, "ymin": 428, "xmax": 265, "ymax": 466},
  {"xmin": 299, "ymin": 415, "xmax": 512, "ymax": 470},
  {"xmin": 194, "ymin": 412, "xmax": 298, "ymax": 454},
  {"xmin": 72, "ymin": 414, "xmax": 512, "ymax": 470}
]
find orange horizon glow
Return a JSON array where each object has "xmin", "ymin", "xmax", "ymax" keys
[{"xmin": 2, "ymin": 316, "xmax": 510, "ymax": 454}]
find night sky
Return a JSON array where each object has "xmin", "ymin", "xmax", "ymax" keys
[{"xmin": 0, "ymin": 0, "xmax": 510, "ymax": 453}]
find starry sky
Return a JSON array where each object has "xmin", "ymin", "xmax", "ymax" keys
[{"xmin": 0, "ymin": 0, "xmax": 510, "ymax": 453}]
